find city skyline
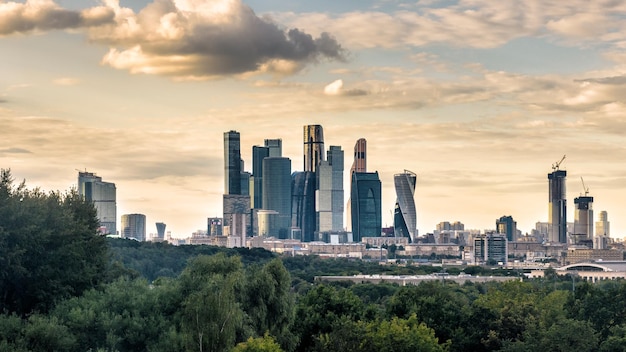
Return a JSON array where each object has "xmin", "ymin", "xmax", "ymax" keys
[{"xmin": 2, "ymin": 0, "xmax": 626, "ymax": 237}]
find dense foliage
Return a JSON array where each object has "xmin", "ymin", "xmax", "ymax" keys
[{"xmin": 4, "ymin": 169, "xmax": 626, "ymax": 351}]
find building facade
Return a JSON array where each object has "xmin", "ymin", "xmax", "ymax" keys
[
  {"xmin": 155, "ymin": 222, "xmax": 166, "ymax": 241},
  {"xmin": 78, "ymin": 171, "xmax": 116, "ymax": 234},
  {"xmin": 317, "ymin": 146, "xmax": 344, "ymax": 233},
  {"xmin": 548, "ymin": 169, "xmax": 567, "ymax": 243},
  {"xmin": 121, "ymin": 213, "xmax": 146, "ymax": 241},
  {"xmin": 262, "ymin": 157, "xmax": 292, "ymax": 239},
  {"xmin": 496, "ymin": 215, "xmax": 517, "ymax": 242},
  {"xmin": 394, "ymin": 170, "xmax": 417, "ymax": 243},
  {"xmin": 264, "ymin": 138, "xmax": 282, "ymax": 157},
  {"xmin": 474, "ymin": 233, "xmax": 508, "ymax": 264},
  {"xmin": 292, "ymin": 171, "xmax": 316, "ymax": 242},
  {"xmin": 347, "ymin": 138, "xmax": 366, "ymax": 233},
  {"xmin": 596, "ymin": 210, "xmax": 610, "ymax": 237},
  {"xmin": 351, "ymin": 172, "xmax": 382, "ymax": 242},
  {"xmin": 251, "ymin": 145, "xmax": 270, "ymax": 209},
  {"xmin": 303, "ymin": 125, "xmax": 325, "ymax": 173},
  {"xmin": 224, "ymin": 130, "xmax": 242, "ymax": 195},
  {"xmin": 574, "ymin": 196, "xmax": 594, "ymax": 240}
]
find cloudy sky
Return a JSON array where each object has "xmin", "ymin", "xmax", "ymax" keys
[{"xmin": 2, "ymin": 0, "xmax": 626, "ymax": 238}]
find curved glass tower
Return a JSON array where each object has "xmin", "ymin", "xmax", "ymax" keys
[{"xmin": 393, "ymin": 170, "xmax": 417, "ymax": 243}]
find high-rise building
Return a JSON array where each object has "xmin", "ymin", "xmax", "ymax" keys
[
  {"xmin": 303, "ymin": 125, "xmax": 325, "ymax": 173},
  {"xmin": 436, "ymin": 221, "xmax": 465, "ymax": 232},
  {"xmin": 351, "ymin": 172, "xmax": 382, "ymax": 242},
  {"xmin": 474, "ymin": 233, "xmax": 507, "ymax": 264},
  {"xmin": 548, "ymin": 169, "xmax": 567, "ymax": 243},
  {"xmin": 574, "ymin": 196, "xmax": 594, "ymax": 240},
  {"xmin": 595, "ymin": 210, "xmax": 610, "ymax": 237},
  {"xmin": 346, "ymin": 138, "xmax": 366, "ymax": 232},
  {"xmin": 251, "ymin": 146, "xmax": 270, "ymax": 209},
  {"xmin": 496, "ymin": 215, "xmax": 517, "ymax": 242},
  {"xmin": 155, "ymin": 222, "xmax": 166, "ymax": 241},
  {"xmin": 317, "ymin": 146, "xmax": 344, "ymax": 233},
  {"xmin": 394, "ymin": 170, "xmax": 417, "ymax": 243},
  {"xmin": 208, "ymin": 217, "xmax": 223, "ymax": 236},
  {"xmin": 223, "ymin": 195, "xmax": 250, "ymax": 234},
  {"xmin": 78, "ymin": 171, "xmax": 116, "ymax": 234},
  {"xmin": 264, "ymin": 139, "xmax": 282, "ymax": 157},
  {"xmin": 292, "ymin": 171, "xmax": 316, "ymax": 242},
  {"xmin": 224, "ymin": 130, "xmax": 242, "ymax": 195},
  {"xmin": 121, "ymin": 213, "xmax": 146, "ymax": 241},
  {"xmin": 262, "ymin": 157, "xmax": 292, "ymax": 238}
]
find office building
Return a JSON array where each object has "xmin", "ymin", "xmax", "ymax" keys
[
  {"xmin": 155, "ymin": 222, "xmax": 166, "ymax": 241},
  {"xmin": 595, "ymin": 210, "xmax": 610, "ymax": 237},
  {"xmin": 496, "ymin": 216, "xmax": 517, "ymax": 242},
  {"xmin": 121, "ymin": 213, "xmax": 146, "ymax": 241},
  {"xmin": 224, "ymin": 130, "xmax": 242, "ymax": 195},
  {"xmin": 262, "ymin": 157, "xmax": 292, "ymax": 238},
  {"xmin": 574, "ymin": 196, "xmax": 594, "ymax": 240},
  {"xmin": 474, "ymin": 233, "xmax": 507, "ymax": 264},
  {"xmin": 346, "ymin": 138, "xmax": 366, "ymax": 232},
  {"xmin": 264, "ymin": 138, "xmax": 282, "ymax": 157},
  {"xmin": 251, "ymin": 146, "xmax": 270, "ymax": 209},
  {"xmin": 303, "ymin": 125, "xmax": 325, "ymax": 173},
  {"xmin": 208, "ymin": 217, "xmax": 223, "ymax": 236},
  {"xmin": 292, "ymin": 171, "xmax": 316, "ymax": 242},
  {"xmin": 436, "ymin": 221, "xmax": 465, "ymax": 232},
  {"xmin": 548, "ymin": 168, "xmax": 567, "ymax": 243},
  {"xmin": 351, "ymin": 172, "xmax": 382, "ymax": 242},
  {"xmin": 317, "ymin": 146, "xmax": 344, "ymax": 233},
  {"xmin": 394, "ymin": 170, "xmax": 417, "ymax": 243},
  {"xmin": 78, "ymin": 171, "xmax": 116, "ymax": 234},
  {"xmin": 223, "ymin": 195, "xmax": 250, "ymax": 234}
]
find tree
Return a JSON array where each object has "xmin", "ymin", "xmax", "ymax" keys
[
  {"xmin": 0, "ymin": 169, "xmax": 108, "ymax": 315},
  {"xmin": 233, "ymin": 333, "xmax": 284, "ymax": 352}
]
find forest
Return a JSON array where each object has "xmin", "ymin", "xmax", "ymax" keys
[{"xmin": 1, "ymin": 168, "xmax": 626, "ymax": 352}]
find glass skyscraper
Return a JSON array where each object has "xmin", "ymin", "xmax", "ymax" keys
[
  {"xmin": 224, "ymin": 130, "xmax": 242, "ymax": 195},
  {"xmin": 574, "ymin": 196, "xmax": 593, "ymax": 240},
  {"xmin": 548, "ymin": 169, "xmax": 567, "ymax": 243},
  {"xmin": 251, "ymin": 145, "xmax": 269, "ymax": 209},
  {"xmin": 303, "ymin": 125, "xmax": 324, "ymax": 173},
  {"xmin": 262, "ymin": 157, "xmax": 292, "ymax": 238},
  {"xmin": 78, "ymin": 171, "xmax": 116, "ymax": 234},
  {"xmin": 291, "ymin": 171, "xmax": 316, "ymax": 242},
  {"xmin": 346, "ymin": 138, "xmax": 366, "ymax": 233},
  {"xmin": 393, "ymin": 170, "xmax": 417, "ymax": 243},
  {"xmin": 351, "ymin": 172, "xmax": 382, "ymax": 242}
]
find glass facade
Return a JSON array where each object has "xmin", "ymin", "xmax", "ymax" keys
[
  {"xmin": 262, "ymin": 157, "xmax": 292, "ymax": 238},
  {"xmin": 574, "ymin": 196, "xmax": 594, "ymax": 240},
  {"xmin": 121, "ymin": 213, "xmax": 146, "ymax": 241},
  {"xmin": 303, "ymin": 125, "xmax": 324, "ymax": 173},
  {"xmin": 317, "ymin": 146, "xmax": 344, "ymax": 232},
  {"xmin": 393, "ymin": 170, "xmax": 417, "ymax": 243},
  {"xmin": 292, "ymin": 171, "xmax": 316, "ymax": 242},
  {"xmin": 351, "ymin": 172, "xmax": 381, "ymax": 242},
  {"xmin": 548, "ymin": 170, "xmax": 567, "ymax": 243},
  {"xmin": 224, "ymin": 130, "xmax": 242, "ymax": 195},
  {"xmin": 251, "ymin": 146, "xmax": 270, "ymax": 209}
]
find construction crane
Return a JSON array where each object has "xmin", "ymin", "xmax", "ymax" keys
[
  {"xmin": 552, "ymin": 155, "xmax": 566, "ymax": 171},
  {"xmin": 581, "ymin": 177, "xmax": 589, "ymax": 196}
]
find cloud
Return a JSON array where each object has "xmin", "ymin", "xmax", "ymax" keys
[
  {"xmin": 0, "ymin": 147, "xmax": 31, "ymax": 154},
  {"xmin": 0, "ymin": 0, "xmax": 114, "ymax": 36},
  {"xmin": 91, "ymin": 0, "xmax": 346, "ymax": 79},
  {"xmin": 275, "ymin": 0, "xmax": 626, "ymax": 50},
  {"xmin": 323, "ymin": 79, "xmax": 368, "ymax": 96}
]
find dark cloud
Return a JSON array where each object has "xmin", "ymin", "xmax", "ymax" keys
[
  {"xmin": 0, "ymin": 1, "xmax": 114, "ymax": 36},
  {"xmin": 97, "ymin": 0, "xmax": 346, "ymax": 78}
]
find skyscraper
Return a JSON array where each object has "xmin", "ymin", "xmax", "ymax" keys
[
  {"xmin": 78, "ymin": 171, "xmax": 116, "ymax": 234},
  {"xmin": 351, "ymin": 172, "xmax": 382, "ymax": 242},
  {"xmin": 262, "ymin": 157, "xmax": 292, "ymax": 238},
  {"xmin": 264, "ymin": 138, "xmax": 282, "ymax": 157},
  {"xmin": 548, "ymin": 168, "xmax": 567, "ymax": 243},
  {"xmin": 251, "ymin": 146, "xmax": 270, "ymax": 209},
  {"xmin": 121, "ymin": 213, "xmax": 146, "ymax": 241},
  {"xmin": 303, "ymin": 125, "xmax": 325, "ymax": 173},
  {"xmin": 317, "ymin": 146, "xmax": 344, "ymax": 232},
  {"xmin": 155, "ymin": 222, "xmax": 166, "ymax": 241},
  {"xmin": 292, "ymin": 171, "xmax": 316, "ymax": 242},
  {"xmin": 574, "ymin": 196, "xmax": 594, "ymax": 240},
  {"xmin": 224, "ymin": 130, "xmax": 242, "ymax": 195},
  {"xmin": 394, "ymin": 170, "xmax": 417, "ymax": 243},
  {"xmin": 496, "ymin": 215, "xmax": 517, "ymax": 242},
  {"xmin": 347, "ymin": 138, "xmax": 366, "ymax": 232}
]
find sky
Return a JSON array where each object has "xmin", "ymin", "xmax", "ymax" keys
[{"xmin": 2, "ymin": 0, "xmax": 626, "ymax": 238}]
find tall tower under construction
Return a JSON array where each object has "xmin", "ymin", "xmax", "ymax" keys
[{"xmin": 548, "ymin": 156, "xmax": 567, "ymax": 244}]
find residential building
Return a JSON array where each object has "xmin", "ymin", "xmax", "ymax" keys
[{"xmin": 78, "ymin": 171, "xmax": 116, "ymax": 234}]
